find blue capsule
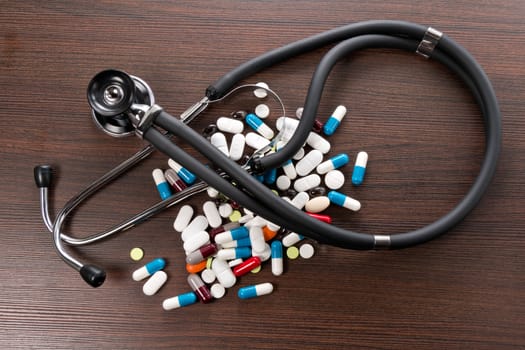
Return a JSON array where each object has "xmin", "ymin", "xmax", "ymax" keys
[
  {"xmin": 162, "ymin": 292, "xmax": 198, "ymax": 310},
  {"xmin": 323, "ymin": 105, "xmax": 347, "ymax": 136},
  {"xmin": 238, "ymin": 283, "xmax": 274, "ymax": 299},
  {"xmin": 168, "ymin": 159, "xmax": 197, "ymax": 185},
  {"xmin": 132, "ymin": 258, "xmax": 166, "ymax": 281},
  {"xmin": 152, "ymin": 169, "xmax": 172, "ymax": 200},
  {"xmin": 328, "ymin": 191, "xmax": 361, "ymax": 212},
  {"xmin": 245, "ymin": 113, "xmax": 274, "ymax": 139},
  {"xmin": 352, "ymin": 151, "xmax": 368, "ymax": 186},
  {"xmin": 264, "ymin": 167, "xmax": 277, "ymax": 185}
]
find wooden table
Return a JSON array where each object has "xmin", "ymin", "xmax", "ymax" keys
[{"xmin": 1, "ymin": 1, "xmax": 524, "ymax": 349}]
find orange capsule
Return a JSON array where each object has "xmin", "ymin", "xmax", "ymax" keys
[
  {"xmin": 186, "ymin": 260, "xmax": 207, "ymax": 274},
  {"xmin": 263, "ymin": 226, "xmax": 278, "ymax": 241}
]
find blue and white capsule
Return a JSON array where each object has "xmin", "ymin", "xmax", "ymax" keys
[
  {"xmin": 132, "ymin": 258, "xmax": 166, "ymax": 281},
  {"xmin": 245, "ymin": 113, "xmax": 274, "ymax": 139},
  {"xmin": 152, "ymin": 169, "xmax": 172, "ymax": 200},
  {"xmin": 328, "ymin": 191, "xmax": 361, "ymax": 212},
  {"xmin": 162, "ymin": 292, "xmax": 198, "ymax": 310},
  {"xmin": 323, "ymin": 105, "xmax": 347, "ymax": 136},
  {"xmin": 220, "ymin": 236, "xmax": 252, "ymax": 248},
  {"xmin": 271, "ymin": 240, "xmax": 283, "ymax": 276},
  {"xmin": 316, "ymin": 153, "xmax": 349, "ymax": 175},
  {"xmin": 168, "ymin": 158, "xmax": 197, "ymax": 185},
  {"xmin": 238, "ymin": 282, "xmax": 274, "ymax": 299},
  {"xmin": 214, "ymin": 226, "xmax": 249, "ymax": 244},
  {"xmin": 217, "ymin": 247, "xmax": 252, "ymax": 260},
  {"xmin": 352, "ymin": 151, "xmax": 368, "ymax": 186}
]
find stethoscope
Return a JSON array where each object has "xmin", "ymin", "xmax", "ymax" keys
[{"xmin": 34, "ymin": 20, "xmax": 501, "ymax": 288}]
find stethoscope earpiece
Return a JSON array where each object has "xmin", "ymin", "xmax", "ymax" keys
[{"xmin": 87, "ymin": 69, "xmax": 155, "ymax": 137}]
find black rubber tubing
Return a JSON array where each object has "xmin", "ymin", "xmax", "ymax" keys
[{"xmin": 152, "ymin": 27, "xmax": 500, "ymax": 249}]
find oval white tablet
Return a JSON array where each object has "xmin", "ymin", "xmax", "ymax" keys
[
  {"xmin": 143, "ymin": 271, "xmax": 168, "ymax": 296},
  {"xmin": 304, "ymin": 196, "xmax": 330, "ymax": 213}
]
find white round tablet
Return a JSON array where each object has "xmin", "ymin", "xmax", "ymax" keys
[
  {"xmin": 299, "ymin": 243, "xmax": 315, "ymax": 259},
  {"xmin": 253, "ymin": 82, "xmax": 269, "ymax": 98},
  {"xmin": 201, "ymin": 268, "xmax": 216, "ymax": 284},
  {"xmin": 255, "ymin": 104, "xmax": 270, "ymax": 119},
  {"xmin": 325, "ymin": 170, "xmax": 345, "ymax": 190},
  {"xmin": 210, "ymin": 283, "xmax": 226, "ymax": 299},
  {"xmin": 276, "ymin": 175, "xmax": 291, "ymax": 191}
]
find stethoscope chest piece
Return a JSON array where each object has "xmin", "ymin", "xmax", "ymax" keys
[{"xmin": 87, "ymin": 69, "xmax": 155, "ymax": 138}]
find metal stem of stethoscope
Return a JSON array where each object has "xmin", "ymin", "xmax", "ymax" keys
[{"xmin": 36, "ymin": 79, "xmax": 286, "ymax": 286}]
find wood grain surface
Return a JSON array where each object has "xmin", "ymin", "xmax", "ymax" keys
[{"xmin": 1, "ymin": 1, "xmax": 524, "ymax": 349}]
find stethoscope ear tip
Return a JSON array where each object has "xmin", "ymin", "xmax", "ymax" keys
[
  {"xmin": 80, "ymin": 264, "xmax": 106, "ymax": 288},
  {"xmin": 34, "ymin": 165, "xmax": 53, "ymax": 188}
]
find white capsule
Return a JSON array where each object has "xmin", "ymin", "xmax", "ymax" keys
[
  {"xmin": 294, "ymin": 174, "xmax": 321, "ymax": 192},
  {"xmin": 295, "ymin": 149, "xmax": 323, "ymax": 176},
  {"xmin": 183, "ymin": 230, "xmax": 210, "ymax": 253},
  {"xmin": 249, "ymin": 226, "xmax": 266, "ymax": 253},
  {"xmin": 216, "ymin": 117, "xmax": 244, "ymax": 134},
  {"xmin": 275, "ymin": 117, "xmax": 300, "ymax": 142},
  {"xmin": 291, "ymin": 191, "xmax": 310, "ymax": 210},
  {"xmin": 307, "ymin": 132, "xmax": 330, "ymax": 154},
  {"xmin": 173, "ymin": 205, "xmax": 194, "ymax": 232},
  {"xmin": 245, "ymin": 132, "xmax": 271, "ymax": 150},
  {"xmin": 295, "ymin": 107, "xmax": 304, "ymax": 118},
  {"xmin": 228, "ymin": 258, "xmax": 244, "ymax": 267},
  {"xmin": 255, "ymin": 103, "xmax": 270, "ymax": 119},
  {"xmin": 181, "ymin": 215, "xmax": 209, "ymax": 241},
  {"xmin": 254, "ymin": 82, "xmax": 269, "ymax": 98},
  {"xmin": 143, "ymin": 270, "xmax": 167, "ymax": 296},
  {"xmin": 212, "ymin": 258, "xmax": 237, "ymax": 288},
  {"xmin": 282, "ymin": 232, "xmax": 304, "ymax": 247},
  {"xmin": 325, "ymin": 170, "xmax": 345, "ymax": 190},
  {"xmin": 203, "ymin": 201, "xmax": 222, "ymax": 228},
  {"xmin": 276, "ymin": 175, "xmax": 291, "ymax": 191},
  {"xmin": 207, "ymin": 186, "xmax": 220, "ymax": 198},
  {"xmin": 218, "ymin": 203, "xmax": 233, "ymax": 218},
  {"xmin": 229, "ymin": 133, "xmax": 245, "ymax": 161},
  {"xmin": 304, "ymin": 196, "xmax": 330, "ymax": 213},
  {"xmin": 244, "ymin": 216, "xmax": 268, "ymax": 228},
  {"xmin": 210, "ymin": 132, "xmax": 229, "ymax": 156}
]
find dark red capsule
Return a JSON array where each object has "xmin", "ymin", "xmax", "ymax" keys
[
  {"xmin": 185, "ymin": 243, "xmax": 218, "ymax": 265},
  {"xmin": 164, "ymin": 169, "xmax": 187, "ymax": 192},
  {"xmin": 187, "ymin": 274, "xmax": 213, "ymax": 303}
]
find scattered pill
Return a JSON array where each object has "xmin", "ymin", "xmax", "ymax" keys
[
  {"xmin": 152, "ymin": 169, "xmax": 172, "ymax": 200},
  {"xmin": 250, "ymin": 266, "xmax": 262, "ymax": 273},
  {"xmin": 217, "ymin": 247, "xmax": 252, "ymax": 260},
  {"xmin": 324, "ymin": 170, "xmax": 345, "ymax": 190},
  {"xmin": 295, "ymin": 149, "xmax": 324, "ymax": 177},
  {"xmin": 292, "ymin": 147, "xmax": 305, "ymax": 161},
  {"xmin": 233, "ymin": 256, "xmax": 261, "ymax": 277},
  {"xmin": 183, "ymin": 230, "xmax": 210, "ymax": 253},
  {"xmin": 253, "ymin": 82, "xmax": 269, "ymax": 98},
  {"xmin": 229, "ymin": 133, "xmax": 246, "ymax": 161},
  {"xmin": 217, "ymin": 116, "xmax": 244, "ymax": 134},
  {"xmin": 168, "ymin": 158, "xmax": 197, "ymax": 185},
  {"xmin": 163, "ymin": 292, "xmax": 198, "ymax": 310},
  {"xmin": 181, "ymin": 215, "xmax": 209, "ymax": 241},
  {"xmin": 238, "ymin": 282, "xmax": 274, "ymax": 299},
  {"xmin": 132, "ymin": 258, "xmax": 166, "ymax": 281},
  {"xmin": 328, "ymin": 190, "xmax": 361, "ymax": 211},
  {"xmin": 299, "ymin": 243, "xmax": 315, "ymax": 259},
  {"xmin": 296, "ymin": 106, "xmax": 324, "ymax": 132},
  {"xmin": 306, "ymin": 132, "xmax": 330, "ymax": 154},
  {"xmin": 252, "ymin": 243, "xmax": 272, "ymax": 262},
  {"xmin": 173, "ymin": 205, "xmax": 194, "ymax": 232},
  {"xmin": 210, "ymin": 283, "xmax": 226, "ymax": 299},
  {"xmin": 221, "ymin": 237, "xmax": 252, "ymax": 248},
  {"xmin": 264, "ymin": 167, "xmax": 277, "ymax": 185},
  {"xmin": 323, "ymin": 105, "xmax": 347, "ymax": 136},
  {"xmin": 282, "ymin": 232, "xmax": 304, "ymax": 247},
  {"xmin": 207, "ymin": 186, "xmax": 220, "ymax": 198},
  {"xmin": 201, "ymin": 268, "xmax": 216, "ymax": 284},
  {"xmin": 294, "ymin": 174, "xmax": 321, "ymax": 192},
  {"xmin": 249, "ymin": 226, "xmax": 266, "ymax": 253},
  {"xmin": 210, "ymin": 132, "xmax": 229, "ymax": 156},
  {"xmin": 304, "ymin": 196, "xmax": 330, "ymax": 213},
  {"xmin": 186, "ymin": 260, "xmax": 208, "ymax": 274},
  {"xmin": 255, "ymin": 104, "xmax": 270, "ymax": 119},
  {"xmin": 262, "ymin": 225, "xmax": 278, "ymax": 241},
  {"xmin": 286, "ymin": 246, "xmax": 300, "ymax": 259},
  {"xmin": 245, "ymin": 132, "xmax": 271, "ymax": 150},
  {"xmin": 186, "ymin": 243, "xmax": 218, "ymax": 265},
  {"xmin": 218, "ymin": 203, "xmax": 233, "ymax": 218},
  {"xmin": 143, "ymin": 270, "xmax": 168, "ymax": 296},
  {"xmin": 229, "ymin": 210, "xmax": 242, "ymax": 222},
  {"xmin": 212, "ymin": 258, "xmax": 237, "ymax": 288},
  {"xmin": 306, "ymin": 212, "xmax": 332, "ymax": 224},
  {"xmin": 316, "ymin": 153, "xmax": 349, "ymax": 174},
  {"xmin": 130, "ymin": 247, "xmax": 144, "ymax": 261},
  {"xmin": 203, "ymin": 201, "xmax": 222, "ymax": 229},
  {"xmin": 352, "ymin": 151, "xmax": 368, "ymax": 186},
  {"xmin": 245, "ymin": 113, "xmax": 274, "ymax": 139},
  {"xmin": 271, "ymin": 241, "xmax": 284, "ymax": 276},
  {"xmin": 164, "ymin": 168, "xmax": 187, "ymax": 192},
  {"xmin": 276, "ymin": 175, "xmax": 291, "ymax": 191},
  {"xmin": 228, "ymin": 258, "xmax": 244, "ymax": 268},
  {"xmin": 214, "ymin": 226, "xmax": 249, "ymax": 244},
  {"xmin": 187, "ymin": 274, "xmax": 213, "ymax": 303},
  {"xmin": 291, "ymin": 191, "xmax": 310, "ymax": 210}
]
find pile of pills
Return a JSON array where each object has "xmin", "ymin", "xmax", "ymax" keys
[{"xmin": 132, "ymin": 82, "xmax": 369, "ymax": 310}]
